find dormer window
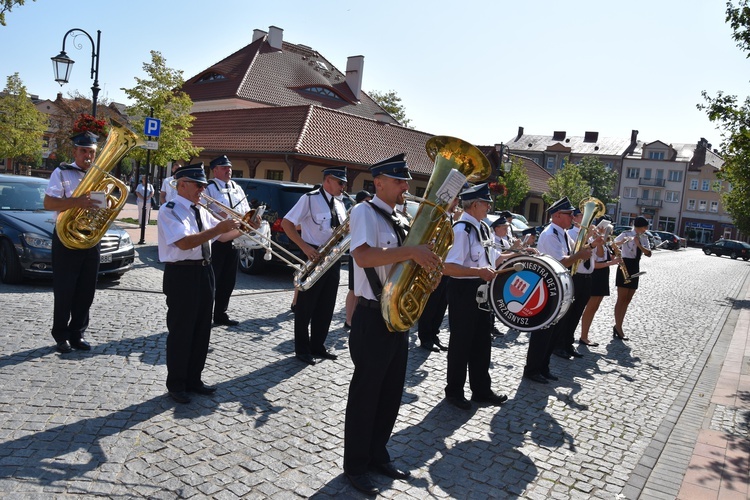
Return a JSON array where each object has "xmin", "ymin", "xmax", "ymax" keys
[
  {"xmin": 302, "ymin": 86, "xmax": 343, "ymax": 101},
  {"xmin": 197, "ymin": 72, "xmax": 226, "ymax": 83}
]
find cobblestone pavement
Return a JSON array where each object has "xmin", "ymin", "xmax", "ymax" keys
[{"xmin": 0, "ymin": 226, "xmax": 748, "ymax": 498}]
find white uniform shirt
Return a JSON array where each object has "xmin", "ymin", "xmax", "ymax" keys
[
  {"xmin": 537, "ymin": 222, "xmax": 571, "ymax": 263},
  {"xmin": 158, "ymin": 195, "xmax": 221, "ymax": 262},
  {"xmin": 615, "ymin": 229, "xmax": 648, "ymax": 259},
  {"xmin": 446, "ymin": 212, "xmax": 500, "ymax": 278},
  {"xmin": 205, "ymin": 178, "xmax": 250, "ymax": 215},
  {"xmin": 567, "ymin": 225, "xmax": 594, "ymax": 274},
  {"xmin": 350, "ymin": 196, "xmax": 405, "ymax": 301},
  {"xmin": 45, "ymin": 163, "xmax": 86, "ymax": 217},
  {"xmin": 160, "ymin": 176, "xmax": 177, "ymax": 203},
  {"xmin": 136, "ymin": 183, "xmax": 155, "ymax": 201},
  {"xmin": 283, "ymin": 188, "xmax": 347, "ymax": 247}
]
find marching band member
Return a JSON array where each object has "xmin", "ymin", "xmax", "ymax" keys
[
  {"xmin": 443, "ymin": 183, "xmax": 509, "ymax": 410},
  {"xmin": 344, "ymin": 154, "xmax": 440, "ymax": 495},
  {"xmin": 157, "ymin": 164, "xmax": 241, "ymax": 404},
  {"xmin": 205, "ymin": 155, "xmax": 251, "ymax": 326},
  {"xmin": 281, "ymin": 168, "xmax": 348, "ymax": 365},
  {"xmin": 613, "ymin": 216, "xmax": 652, "ymax": 340}
]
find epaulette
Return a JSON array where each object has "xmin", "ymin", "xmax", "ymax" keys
[
  {"xmin": 305, "ymin": 189, "xmax": 321, "ymax": 196},
  {"xmin": 58, "ymin": 163, "xmax": 84, "ymax": 172},
  {"xmin": 165, "ymin": 201, "xmax": 175, "ymax": 209}
]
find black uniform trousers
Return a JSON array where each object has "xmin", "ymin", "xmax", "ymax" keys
[
  {"xmin": 554, "ymin": 273, "xmax": 592, "ymax": 352},
  {"xmin": 210, "ymin": 240, "xmax": 239, "ymax": 321},
  {"xmin": 51, "ymin": 230, "xmax": 100, "ymax": 343},
  {"xmin": 417, "ymin": 275, "xmax": 449, "ymax": 348},
  {"xmin": 163, "ymin": 262, "xmax": 215, "ymax": 392},
  {"xmin": 445, "ymin": 278, "xmax": 494, "ymax": 399},
  {"xmin": 344, "ymin": 301, "xmax": 408, "ymax": 475},
  {"xmin": 294, "ymin": 260, "xmax": 340, "ymax": 356}
]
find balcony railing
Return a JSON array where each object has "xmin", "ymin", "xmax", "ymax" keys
[
  {"xmin": 636, "ymin": 198, "xmax": 663, "ymax": 208},
  {"xmin": 638, "ymin": 178, "xmax": 666, "ymax": 187}
]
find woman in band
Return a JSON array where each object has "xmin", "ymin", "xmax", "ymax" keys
[{"xmin": 613, "ymin": 216, "xmax": 652, "ymax": 340}]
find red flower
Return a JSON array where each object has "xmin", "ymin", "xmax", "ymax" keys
[
  {"xmin": 73, "ymin": 114, "xmax": 108, "ymax": 138},
  {"xmin": 489, "ymin": 181, "xmax": 507, "ymax": 196}
]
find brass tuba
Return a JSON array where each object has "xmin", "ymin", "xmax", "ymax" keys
[
  {"xmin": 570, "ymin": 197, "xmax": 605, "ymax": 275},
  {"xmin": 380, "ymin": 136, "xmax": 491, "ymax": 332},
  {"xmin": 56, "ymin": 120, "xmax": 145, "ymax": 249}
]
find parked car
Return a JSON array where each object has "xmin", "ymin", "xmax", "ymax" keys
[
  {"xmin": 702, "ymin": 239, "xmax": 750, "ymax": 260},
  {"xmin": 0, "ymin": 174, "xmax": 135, "ymax": 284},
  {"xmin": 613, "ymin": 225, "xmax": 659, "ymax": 250},
  {"xmin": 651, "ymin": 230, "xmax": 686, "ymax": 250},
  {"xmin": 232, "ymin": 178, "xmax": 316, "ymax": 274}
]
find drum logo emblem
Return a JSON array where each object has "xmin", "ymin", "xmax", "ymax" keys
[{"xmin": 504, "ymin": 270, "xmax": 548, "ymax": 317}]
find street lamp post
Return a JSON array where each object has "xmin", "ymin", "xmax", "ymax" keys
[
  {"xmin": 51, "ymin": 29, "xmax": 101, "ymax": 117},
  {"xmin": 494, "ymin": 143, "xmax": 512, "ymax": 176}
]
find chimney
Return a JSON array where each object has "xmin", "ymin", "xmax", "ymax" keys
[
  {"xmin": 552, "ymin": 131, "xmax": 566, "ymax": 141},
  {"xmin": 268, "ymin": 26, "xmax": 283, "ymax": 50},
  {"xmin": 630, "ymin": 129, "xmax": 639, "ymax": 144},
  {"xmin": 346, "ymin": 55, "xmax": 365, "ymax": 100},
  {"xmin": 252, "ymin": 29, "xmax": 267, "ymax": 43},
  {"xmin": 583, "ymin": 131, "xmax": 599, "ymax": 143},
  {"xmin": 516, "ymin": 126, "xmax": 524, "ymax": 140}
]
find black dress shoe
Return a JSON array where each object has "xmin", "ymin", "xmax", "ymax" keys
[
  {"xmin": 492, "ymin": 326, "xmax": 505, "ymax": 336},
  {"xmin": 70, "ymin": 339, "xmax": 91, "ymax": 351},
  {"xmin": 346, "ymin": 473, "xmax": 378, "ymax": 496},
  {"xmin": 523, "ymin": 373, "xmax": 549, "ymax": 384},
  {"xmin": 471, "ymin": 392, "xmax": 508, "ymax": 405},
  {"xmin": 434, "ymin": 341, "xmax": 448, "ymax": 352},
  {"xmin": 373, "ymin": 462, "xmax": 411, "ymax": 480},
  {"xmin": 168, "ymin": 391, "xmax": 191, "ymax": 404},
  {"xmin": 541, "ymin": 372, "xmax": 559, "ymax": 381},
  {"xmin": 553, "ymin": 349, "xmax": 573, "ymax": 359},
  {"xmin": 187, "ymin": 384, "xmax": 217, "ymax": 395},
  {"xmin": 312, "ymin": 350, "xmax": 338, "ymax": 360},
  {"xmin": 295, "ymin": 354, "xmax": 316, "ymax": 365},
  {"xmin": 56, "ymin": 341, "xmax": 72, "ymax": 353},
  {"xmin": 613, "ymin": 326, "xmax": 629, "ymax": 341},
  {"xmin": 420, "ymin": 343, "xmax": 440, "ymax": 353},
  {"xmin": 343, "ymin": 322, "xmax": 351, "ymax": 330},
  {"xmin": 214, "ymin": 317, "xmax": 239, "ymax": 326},
  {"xmin": 568, "ymin": 350, "xmax": 584, "ymax": 358},
  {"xmin": 445, "ymin": 395, "xmax": 471, "ymax": 410}
]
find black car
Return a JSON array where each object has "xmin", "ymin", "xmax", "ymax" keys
[
  {"xmin": 702, "ymin": 239, "xmax": 750, "ymax": 261},
  {"xmin": 232, "ymin": 178, "xmax": 317, "ymax": 274},
  {"xmin": 0, "ymin": 174, "xmax": 135, "ymax": 284},
  {"xmin": 651, "ymin": 230, "xmax": 684, "ymax": 250}
]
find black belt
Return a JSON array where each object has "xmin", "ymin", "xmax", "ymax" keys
[
  {"xmin": 357, "ymin": 297, "xmax": 381, "ymax": 310},
  {"xmin": 166, "ymin": 259, "xmax": 212, "ymax": 267}
]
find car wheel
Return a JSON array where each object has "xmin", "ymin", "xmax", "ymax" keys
[
  {"xmin": 703, "ymin": 248, "xmax": 712, "ymax": 256},
  {"xmin": 239, "ymin": 247, "xmax": 266, "ymax": 275},
  {"xmin": 744, "ymin": 257, "xmax": 749, "ymax": 261},
  {"xmin": 0, "ymin": 239, "xmax": 23, "ymax": 284},
  {"xmin": 731, "ymin": 252, "xmax": 738, "ymax": 259}
]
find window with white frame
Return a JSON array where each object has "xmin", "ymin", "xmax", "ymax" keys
[
  {"xmin": 619, "ymin": 212, "xmax": 637, "ymax": 226},
  {"xmin": 604, "ymin": 162, "xmax": 613, "ymax": 170},
  {"xmin": 623, "ymin": 187, "xmax": 637, "ymax": 198},
  {"xmin": 641, "ymin": 189, "xmax": 650, "ymax": 200},
  {"xmin": 710, "ymin": 201, "xmax": 719, "ymax": 213},
  {"xmin": 702, "ymin": 180, "xmax": 710, "ymax": 191},
  {"xmin": 546, "ymin": 157, "xmax": 555, "ymax": 170},
  {"xmin": 627, "ymin": 168, "xmax": 640, "ymax": 179},
  {"xmin": 643, "ymin": 168, "xmax": 652, "ymax": 179},
  {"xmin": 648, "ymin": 151, "xmax": 665, "ymax": 160},
  {"xmin": 665, "ymin": 191, "xmax": 680, "ymax": 203},
  {"xmin": 668, "ymin": 170, "xmax": 683, "ymax": 182},
  {"xmin": 687, "ymin": 199, "xmax": 696, "ymax": 211},
  {"xmin": 698, "ymin": 200, "xmax": 707, "ymax": 211},
  {"xmin": 690, "ymin": 179, "xmax": 698, "ymax": 190}
]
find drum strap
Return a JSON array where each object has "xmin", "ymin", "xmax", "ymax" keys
[
  {"xmin": 454, "ymin": 221, "xmax": 492, "ymax": 264},
  {"xmin": 360, "ymin": 202, "xmax": 409, "ymax": 301}
]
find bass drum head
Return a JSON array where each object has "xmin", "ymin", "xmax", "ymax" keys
[{"xmin": 489, "ymin": 255, "xmax": 572, "ymax": 332}]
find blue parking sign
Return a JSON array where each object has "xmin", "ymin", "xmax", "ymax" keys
[{"xmin": 144, "ymin": 117, "xmax": 161, "ymax": 137}]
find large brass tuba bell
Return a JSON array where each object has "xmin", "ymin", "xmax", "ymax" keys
[
  {"xmin": 56, "ymin": 120, "xmax": 145, "ymax": 249},
  {"xmin": 380, "ymin": 136, "xmax": 491, "ymax": 332},
  {"xmin": 570, "ymin": 196, "xmax": 605, "ymax": 275}
]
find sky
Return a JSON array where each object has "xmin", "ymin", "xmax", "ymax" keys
[{"xmin": 1, "ymin": 0, "xmax": 747, "ymax": 150}]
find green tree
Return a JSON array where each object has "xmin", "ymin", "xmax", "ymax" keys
[
  {"xmin": 492, "ymin": 159, "xmax": 530, "ymax": 211},
  {"xmin": 120, "ymin": 51, "xmax": 201, "ymax": 169},
  {"xmin": 0, "ymin": 0, "xmax": 34, "ymax": 26},
  {"xmin": 576, "ymin": 156, "xmax": 619, "ymax": 206},
  {"xmin": 543, "ymin": 162, "xmax": 591, "ymax": 208},
  {"xmin": 0, "ymin": 73, "xmax": 48, "ymax": 174},
  {"xmin": 369, "ymin": 89, "xmax": 412, "ymax": 127},
  {"xmin": 698, "ymin": 0, "xmax": 750, "ymax": 233}
]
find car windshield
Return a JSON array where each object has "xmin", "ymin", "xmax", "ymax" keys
[{"xmin": 0, "ymin": 181, "xmax": 47, "ymax": 211}]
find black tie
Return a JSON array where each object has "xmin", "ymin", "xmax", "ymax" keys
[
  {"xmin": 325, "ymin": 193, "xmax": 340, "ymax": 228},
  {"xmin": 191, "ymin": 205, "xmax": 211, "ymax": 261},
  {"xmin": 226, "ymin": 181, "xmax": 235, "ymax": 209}
]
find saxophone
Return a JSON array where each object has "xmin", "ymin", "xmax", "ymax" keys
[
  {"xmin": 380, "ymin": 136, "xmax": 491, "ymax": 332},
  {"xmin": 56, "ymin": 120, "xmax": 145, "ymax": 249}
]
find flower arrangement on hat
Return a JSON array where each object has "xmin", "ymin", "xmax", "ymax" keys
[
  {"xmin": 73, "ymin": 113, "xmax": 108, "ymax": 138},
  {"xmin": 488, "ymin": 181, "xmax": 507, "ymax": 197}
]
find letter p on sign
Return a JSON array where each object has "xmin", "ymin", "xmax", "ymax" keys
[{"xmin": 144, "ymin": 117, "xmax": 161, "ymax": 137}]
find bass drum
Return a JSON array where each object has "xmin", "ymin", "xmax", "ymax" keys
[{"xmin": 489, "ymin": 255, "xmax": 573, "ymax": 332}]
